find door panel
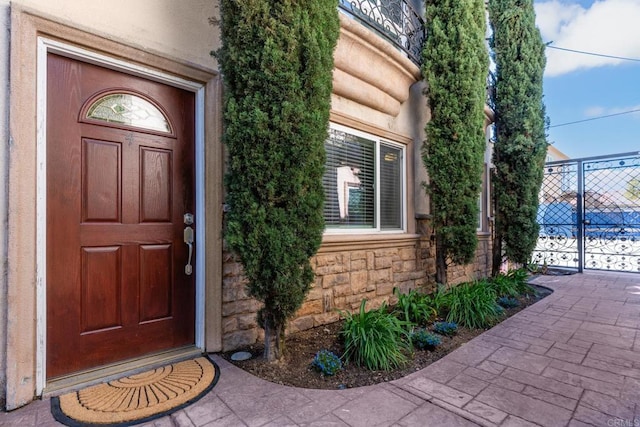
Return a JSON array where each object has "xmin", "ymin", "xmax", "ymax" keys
[
  {"xmin": 82, "ymin": 139, "xmax": 122, "ymax": 222},
  {"xmin": 139, "ymin": 244, "xmax": 173, "ymax": 322},
  {"xmin": 46, "ymin": 53, "xmax": 195, "ymax": 379},
  {"xmin": 140, "ymin": 148, "xmax": 173, "ymax": 222},
  {"xmin": 81, "ymin": 247, "xmax": 122, "ymax": 333}
]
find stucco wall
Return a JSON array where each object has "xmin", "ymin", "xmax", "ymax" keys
[
  {"xmin": 13, "ymin": 0, "xmax": 219, "ymax": 71},
  {"xmin": 410, "ymin": 81, "xmax": 430, "ymax": 216},
  {"xmin": 0, "ymin": 0, "xmax": 9, "ymax": 411}
]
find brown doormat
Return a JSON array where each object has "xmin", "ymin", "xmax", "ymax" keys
[{"xmin": 51, "ymin": 356, "xmax": 219, "ymax": 426}]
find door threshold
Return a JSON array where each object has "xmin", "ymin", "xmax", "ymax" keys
[{"xmin": 43, "ymin": 346, "xmax": 203, "ymax": 397}]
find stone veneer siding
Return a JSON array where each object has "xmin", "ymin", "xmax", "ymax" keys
[{"xmin": 221, "ymin": 219, "xmax": 492, "ymax": 352}]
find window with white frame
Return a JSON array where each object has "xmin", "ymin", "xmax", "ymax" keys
[{"xmin": 323, "ymin": 124, "xmax": 405, "ymax": 232}]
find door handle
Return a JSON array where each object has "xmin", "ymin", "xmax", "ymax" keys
[{"xmin": 184, "ymin": 226, "xmax": 194, "ymax": 275}]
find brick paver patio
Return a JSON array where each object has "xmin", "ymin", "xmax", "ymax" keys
[{"xmin": 1, "ymin": 271, "xmax": 639, "ymax": 426}]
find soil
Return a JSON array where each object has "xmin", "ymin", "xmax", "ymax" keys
[{"xmin": 221, "ymin": 285, "xmax": 552, "ymax": 390}]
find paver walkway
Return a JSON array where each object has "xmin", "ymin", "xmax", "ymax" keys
[{"xmin": 2, "ymin": 271, "xmax": 639, "ymax": 426}]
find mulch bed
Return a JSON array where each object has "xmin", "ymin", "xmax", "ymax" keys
[{"xmin": 221, "ymin": 284, "xmax": 551, "ymax": 390}]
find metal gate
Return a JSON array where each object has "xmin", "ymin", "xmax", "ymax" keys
[{"xmin": 533, "ymin": 152, "xmax": 640, "ymax": 272}]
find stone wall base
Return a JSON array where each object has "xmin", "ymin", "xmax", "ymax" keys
[{"xmin": 221, "ymin": 219, "xmax": 493, "ymax": 351}]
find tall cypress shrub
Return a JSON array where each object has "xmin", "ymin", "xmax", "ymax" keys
[
  {"xmin": 422, "ymin": 0, "xmax": 488, "ymax": 284},
  {"xmin": 217, "ymin": 1, "xmax": 339, "ymax": 361},
  {"xmin": 489, "ymin": 0, "xmax": 548, "ymax": 273}
]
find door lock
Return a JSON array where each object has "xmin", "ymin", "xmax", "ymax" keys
[{"xmin": 184, "ymin": 213, "xmax": 194, "ymax": 225}]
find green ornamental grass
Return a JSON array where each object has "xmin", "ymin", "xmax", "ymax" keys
[
  {"xmin": 341, "ymin": 300, "xmax": 411, "ymax": 371},
  {"xmin": 507, "ymin": 269, "xmax": 536, "ymax": 295},
  {"xmin": 485, "ymin": 275, "xmax": 519, "ymax": 298},
  {"xmin": 488, "ymin": 269, "xmax": 535, "ymax": 297},
  {"xmin": 427, "ymin": 285, "xmax": 450, "ymax": 317},
  {"xmin": 393, "ymin": 288, "xmax": 437, "ymax": 326},
  {"xmin": 445, "ymin": 282, "xmax": 501, "ymax": 329}
]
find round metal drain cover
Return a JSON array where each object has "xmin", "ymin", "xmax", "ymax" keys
[{"xmin": 230, "ymin": 351, "xmax": 252, "ymax": 361}]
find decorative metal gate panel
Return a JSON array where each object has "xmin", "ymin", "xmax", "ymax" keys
[
  {"xmin": 533, "ymin": 152, "xmax": 640, "ymax": 272},
  {"xmin": 534, "ymin": 161, "xmax": 579, "ymax": 269}
]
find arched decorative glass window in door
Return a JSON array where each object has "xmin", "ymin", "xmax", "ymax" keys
[{"xmin": 85, "ymin": 93, "xmax": 172, "ymax": 134}]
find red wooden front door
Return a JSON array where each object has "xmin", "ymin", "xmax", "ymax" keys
[{"xmin": 46, "ymin": 54, "xmax": 196, "ymax": 379}]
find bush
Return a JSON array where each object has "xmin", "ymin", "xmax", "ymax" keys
[
  {"xmin": 486, "ymin": 275, "xmax": 519, "ymax": 298},
  {"xmin": 490, "ymin": 0, "xmax": 548, "ymax": 269},
  {"xmin": 218, "ymin": 0, "xmax": 340, "ymax": 361},
  {"xmin": 341, "ymin": 300, "xmax": 411, "ymax": 371},
  {"xmin": 311, "ymin": 350, "xmax": 343, "ymax": 376},
  {"xmin": 393, "ymin": 288, "xmax": 437, "ymax": 325},
  {"xmin": 411, "ymin": 330, "xmax": 442, "ymax": 350},
  {"xmin": 507, "ymin": 269, "xmax": 536, "ymax": 295},
  {"xmin": 422, "ymin": 0, "xmax": 488, "ymax": 284},
  {"xmin": 433, "ymin": 321, "xmax": 458, "ymax": 336},
  {"xmin": 489, "ymin": 269, "xmax": 535, "ymax": 297},
  {"xmin": 445, "ymin": 282, "xmax": 501, "ymax": 329},
  {"xmin": 497, "ymin": 296, "xmax": 520, "ymax": 308}
]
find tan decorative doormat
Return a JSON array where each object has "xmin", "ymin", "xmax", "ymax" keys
[{"xmin": 51, "ymin": 356, "xmax": 219, "ymax": 426}]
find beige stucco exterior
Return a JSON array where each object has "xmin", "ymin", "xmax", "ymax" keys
[
  {"xmin": 14, "ymin": 0, "xmax": 219, "ymax": 70},
  {"xmin": 0, "ymin": 0, "xmax": 10, "ymax": 413},
  {"xmin": 333, "ymin": 14, "xmax": 420, "ymax": 117}
]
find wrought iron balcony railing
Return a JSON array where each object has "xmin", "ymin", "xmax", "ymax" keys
[{"xmin": 338, "ymin": 0, "xmax": 426, "ymax": 65}]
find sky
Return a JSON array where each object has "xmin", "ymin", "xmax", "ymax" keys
[{"xmin": 533, "ymin": 0, "xmax": 640, "ymax": 159}]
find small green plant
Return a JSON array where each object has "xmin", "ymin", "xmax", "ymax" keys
[
  {"xmin": 433, "ymin": 321, "xmax": 458, "ymax": 336},
  {"xmin": 497, "ymin": 296, "xmax": 520, "ymax": 308},
  {"xmin": 489, "ymin": 269, "xmax": 535, "ymax": 297},
  {"xmin": 486, "ymin": 275, "xmax": 519, "ymax": 298},
  {"xmin": 341, "ymin": 300, "xmax": 411, "ymax": 371},
  {"xmin": 393, "ymin": 288, "xmax": 437, "ymax": 325},
  {"xmin": 445, "ymin": 282, "xmax": 501, "ymax": 329},
  {"xmin": 311, "ymin": 350, "xmax": 343, "ymax": 376},
  {"xmin": 507, "ymin": 269, "xmax": 536, "ymax": 295},
  {"xmin": 411, "ymin": 329, "xmax": 442, "ymax": 350},
  {"xmin": 428, "ymin": 285, "xmax": 450, "ymax": 317}
]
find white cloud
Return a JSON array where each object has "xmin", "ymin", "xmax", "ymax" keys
[
  {"xmin": 583, "ymin": 106, "xmax": 605, "ymax": 117},
  {"xmin": 583, "ymin": 104, "xmax": 640, "ymax": 117},
  {"xmin": 535, "ymin": 0, "xmax": 640, "ymax": 76}
]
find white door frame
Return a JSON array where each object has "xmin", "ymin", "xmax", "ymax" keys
[{"xmin": 35, "ymin": 37, "xmax": 206, "ymax": 394}]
